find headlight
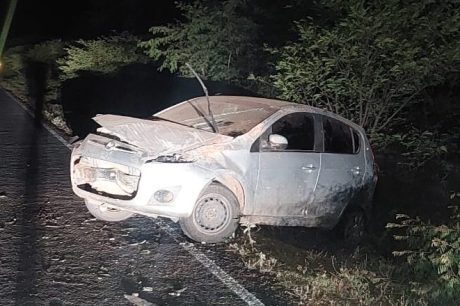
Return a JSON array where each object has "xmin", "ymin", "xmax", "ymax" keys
[
  {"xmin": 116, "ymin": 171, "xmax": 140, "ymax": 194},
  {"xmin": 153, "ymin": 153, "xmax": 193, "ymax": 163}
]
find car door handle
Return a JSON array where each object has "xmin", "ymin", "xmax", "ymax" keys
[
  {"xmin": 350, "ymin": 166, "xmax": 361, "ymax": 175},
  {"xmin": 301, "ymin": 164, "xmax": 317, "ymax": 172}
]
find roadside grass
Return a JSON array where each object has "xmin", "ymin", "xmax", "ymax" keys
[
  {"xmin": 1, "ymin": 46, "xmax": 28, "ymax": 100},
  {"xmin": 1, "ymin": 41, "xmax": 72, "ymax": 134},
  {"xmin": 229, "ymin": 226, "xmax": 427, "ymax": 305},
  {"xmin": 228, "ymin": 170, "xmax": 460, "ymax": 305}
]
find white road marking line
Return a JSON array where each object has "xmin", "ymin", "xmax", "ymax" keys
[
  {"xmin": 183, "ymin": 243, "xmax": 264, "ymax": 306},
  {"xmin": 159, "ymin": 220, "xmax": 265, "ymax": 306},
  {"xmin": 7, "ymin": 90, "xmax": 265, "ymax": 306}
]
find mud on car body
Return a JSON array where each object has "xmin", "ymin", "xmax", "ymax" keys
[{"xmin": 70, "ymin": 96, "xmax": 378, "ymax": 243}]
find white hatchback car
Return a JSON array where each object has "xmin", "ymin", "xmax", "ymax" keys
[{"xmin": 71, "ymin": 96, "xmax": 377, "ymax": 243}]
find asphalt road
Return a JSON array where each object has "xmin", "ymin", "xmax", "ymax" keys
[{"xmin": 0, "ymin": 89, "xmax": 288, "ymax": 306}]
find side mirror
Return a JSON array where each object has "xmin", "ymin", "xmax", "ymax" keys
[{"xmin": 268, "ymin": 134, "xmax": 288, "ymax": 150}]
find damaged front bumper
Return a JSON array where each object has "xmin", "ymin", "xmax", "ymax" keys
[
  {"xmin": 70, "ymin": 134, "xmax": 212, "ymax": 221},
  {"xmin": 73, "ymin": 156, "xmax": 141, "ymax": 198}
]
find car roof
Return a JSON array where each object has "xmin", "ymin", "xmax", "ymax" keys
[
  {"xmin": 194, "ymin": 96, "xmax": 363, "ymax": 126},
  {"xmin": 187, "ymin": 95, "xmax": 298, "ymax": 111},
  {"xmin": 158, "ymin": 96, "xmax": 366, "ymax": 135}
]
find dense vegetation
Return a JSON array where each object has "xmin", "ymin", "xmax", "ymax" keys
[
  {"xmin": 1, "ymin": 0, "xmax": 459, "ymax": 303},
  {"xmin": 140, "ymin": 0, "xmax": 460, "ymax": 146},
  {"xmin": 0, "ymin": 33, "xmax": 149, "ymax": 133}
]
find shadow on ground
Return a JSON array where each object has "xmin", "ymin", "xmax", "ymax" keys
[{"xmin": 14, "ymin": 59, "xmax": 47, "ymax": 303}]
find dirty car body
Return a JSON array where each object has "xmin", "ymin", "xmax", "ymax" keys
[{"xmin": 71, "ymin": 96, "xmax": 377, "ymax": 243}]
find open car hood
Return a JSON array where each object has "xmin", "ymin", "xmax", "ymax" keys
[{"xmin": 93, "ymin": 114, "xmax": 231, "ymax": 157}]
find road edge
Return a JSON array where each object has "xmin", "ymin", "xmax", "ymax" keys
[{"xmin": 2, "ymin": 87, "xmax": 265, "ymax": 306}]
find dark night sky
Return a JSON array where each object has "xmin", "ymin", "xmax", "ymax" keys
[{"xmin": 3, "ymin": 0, "xmax": 179, "ymax": 45}]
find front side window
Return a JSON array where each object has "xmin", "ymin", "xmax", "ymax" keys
[
  {"xmin": 323, "ymin": 117, "xmax": 354, "ymax": 154},
  {"xmin": 261, "ymin": 112, "xmax": 315, "ymax": 151},
  {"xmin": 352, "ymin": 130, "xmax": 361, "ymax": 153}
]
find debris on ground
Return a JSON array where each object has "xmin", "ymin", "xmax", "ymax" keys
[
  {"xmin": 124, "ymin": 293, "xmax": 156, "ymax": 306},
  {"xmin": 168, "ymin": 287, "xmax": 187, "ymax": 297},
  {"xmin": 129, "ymin": 240, "xmax": 147, "ymax": 246},
  {"xmin": 5, "ymin": 217, "xmax": 16, "ymax": 225}
]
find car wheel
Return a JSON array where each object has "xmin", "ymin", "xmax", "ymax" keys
[
  {"xmin": 336, "ymin": 209, "xmax": 366, "ymax": 246},
  {"xmin": 179, "ymin": 183, "xmax": 240, "ymax": 243},
  {"xmin": 85, "ymin": 199, "xmax": 134, "ymax": 222}
]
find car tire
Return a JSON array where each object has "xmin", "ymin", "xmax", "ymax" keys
[
  {"xmin": 85, "ymin": 199, "xmax": 134, "ymax": 222},
  {"xmin": 336, "ymin": 209, "xmax": 366, "ymax": 246},
  {"xmin": 179, "ymin": 183, "xmax": 240, "ymax": 243}
]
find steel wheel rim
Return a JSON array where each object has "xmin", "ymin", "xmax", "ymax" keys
[{"xmin": 194, "ymin": 193, "xmax": 230, "ymax": 233}]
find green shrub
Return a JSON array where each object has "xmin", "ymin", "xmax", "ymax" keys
[
  {"xmin": 387, "ymin": 203, "xmax": 460, "ymax": 304},
  {"xmin": 1, "ymin": 41, "xmax": 66, "ymax": 102},
  {"xmin": 1, "ymin": 46, "xmax": 26, "ymax": 76},
  {"xmin": 26, "ymin": 40, "xmax": 65, "ymax": 64},
  {"xmin": 139, "ymin": 0, "xmax": 260, "ymax": 81},
  {"xmin": 270, "ymin": 0, "xmax": 460, "ymax": 137},
  {"xmin": 0, "ymin": 42, "xmax": 71, "ymax": 134},
  {"xmin": 372, "ymin": 128, "xmax": 456, "ymax": 170},
  {"xmin": 58, "ymin": 33, "xmax": 147, "ymax": 80},
  {"xmin": 1, "ymin": 34, "xmax": 146, "ymax": 135},
  {"xmin": 26, "ymin": 40, "xmax": 66, "ymax": 102},
  {"xmin": 1, "ymin": 46, "xmax": 28, "ymax": 100}
]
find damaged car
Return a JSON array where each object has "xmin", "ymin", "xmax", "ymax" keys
[{"xmin": 70, "ymin": 96, "xmax": 378, "ymax": 243}]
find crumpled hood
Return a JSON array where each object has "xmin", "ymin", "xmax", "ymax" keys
[{"xmin": 93, "ymin": 114, "xmax": 231, "ymax": 157}]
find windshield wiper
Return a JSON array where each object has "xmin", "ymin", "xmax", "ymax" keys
[
  {"xmin": 185, "ymin": 63, "xmax": 219, "ymax": 133},
  {"xmin": 149, "ymin": 116, "xmax": 194, "ymax": 129}
]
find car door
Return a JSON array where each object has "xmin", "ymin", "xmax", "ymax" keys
[
  {"xmin": 252, "ymin": 112, "xmax": 321, "ymax": 217},
  {"xmin": 308, "ymin": 115, "xmax": 365, "ymax": 223}
]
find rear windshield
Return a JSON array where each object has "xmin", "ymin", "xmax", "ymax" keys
[{"xmin": 154, "ymin": 98, "xmax": 278, "ymax": 137}]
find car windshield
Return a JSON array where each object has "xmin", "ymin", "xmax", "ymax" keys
[{"xmin": 153, "ymin": 97, "xmax": 282, "ymax": 137}]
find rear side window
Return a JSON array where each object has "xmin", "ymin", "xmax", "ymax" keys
[
  {"xmin": 323, "ymin": 117, "xmax": 353, "ymax": 154},
  {"xmin": 271, "ymin": 112, "xmax": 315, "ymax": 151}
]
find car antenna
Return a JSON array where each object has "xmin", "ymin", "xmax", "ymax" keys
[{"xmin": 185, "ymin": 63, "xmax": 219, "ymax": 133}]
